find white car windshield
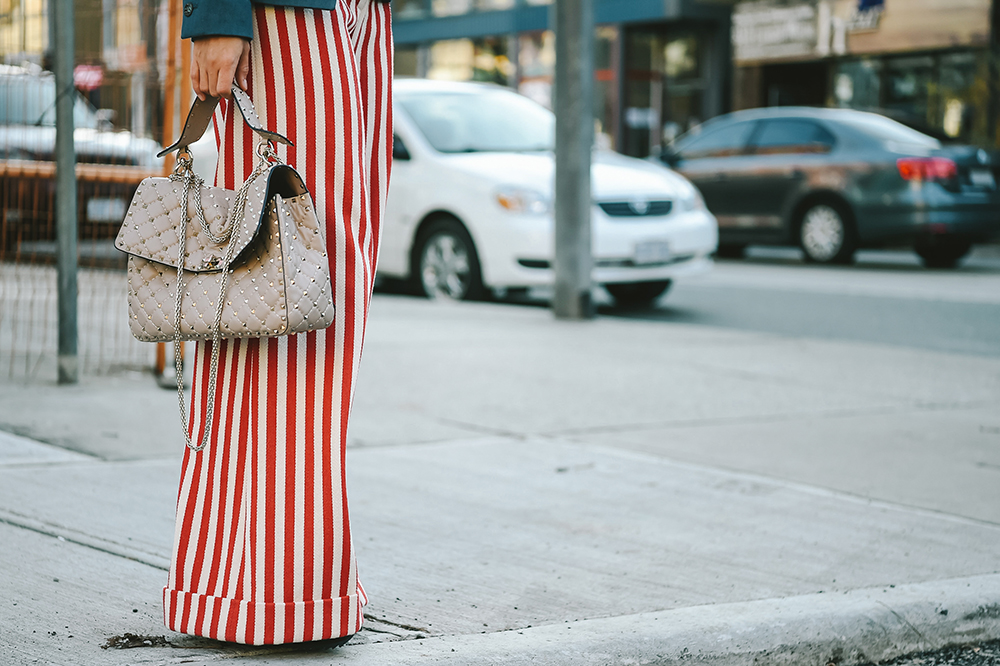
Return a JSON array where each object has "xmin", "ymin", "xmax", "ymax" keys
[
  {"xmin": 0, "ymin": 75, "xmax": 100, "ymax": 129},
  {"xmin": 398, "ymin": 87, "xmax": 554, "ymax": 153}
]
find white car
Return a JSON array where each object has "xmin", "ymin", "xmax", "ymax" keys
[
  {"xmin": 381, "ymin": 78, "xmax": 718, "ymax": 307},
  {"xmin": 0, "ymin": 64, "xmax": 161, "ymax": 166}
]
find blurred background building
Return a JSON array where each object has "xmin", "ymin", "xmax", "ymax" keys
[
  {"xmin": 0, "ymin": 0, "xmax": 168, "ymax": 142},
  {"xmin": 0, "ymin": 0, "xmax": 173, "ymax": 380},
  {"xmin": 733, "ymin": 0, "xmax": 997, "ymax": 145},
  {"xmin": 391, "ymin": 0, "xmax": 733, "ymax": 158},
  {"xmin": 1, "ymin": 0, "xmax": 996, "ymax": 150},
  {"xmin": 393, "ymin": 0, "xmax": 1000, "ymax": 151},
  {"xmin": 0, "ymin": 0, "xmax": 998, "ymax": 380}
]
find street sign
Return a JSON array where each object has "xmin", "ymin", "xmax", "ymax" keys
[
  {"xmin": 849, "ymin": 0, "xmax": 884, "ymax": 32},
  {"xmin": 74, "ymin": 64, "xmax": 104, "ymax": 91},
  {"xmin": 732, "ymin": 1, "xmax": 819, "ymax": 63}
]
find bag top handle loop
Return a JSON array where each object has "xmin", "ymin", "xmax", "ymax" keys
[{"xmin": 157, "ymin": 86, "xmax": 293, "ymax": 158}]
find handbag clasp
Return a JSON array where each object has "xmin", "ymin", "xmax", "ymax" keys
[
  {"xmin": 257, "ymin": 140, "xmax": 281, "ymax": 164},
  {"xmin": 172, "ymin": 148, "xmax": 195, "ymax": 177}
]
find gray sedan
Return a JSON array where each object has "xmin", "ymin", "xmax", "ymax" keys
[{"xmin": 660, "ymin": 107, "xmax": 1000, "ymax": 268}]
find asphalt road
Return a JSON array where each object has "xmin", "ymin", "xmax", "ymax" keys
[
  {"xmin": 862, "ymin": 639, "xmax": 1000, "ymax": 666},
  {"xmin": 610, "ymin": 246, "xmax": 1000, "ymax": 358},
  {"xmin": 381, "ymin": 244, "xmax": 1000, "ymax": 356}
]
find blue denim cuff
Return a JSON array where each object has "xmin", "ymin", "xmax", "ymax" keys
[{"xmin": 181, "ymin": 0, "xmax": 254, "ymax": 41}]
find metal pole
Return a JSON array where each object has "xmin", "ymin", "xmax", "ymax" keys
[
  {"xmin": 552, "ymin": 0, "xmax": 594, "ymax": 319},
  {"xmin": 163, "ymin": 0, "xmax": 178, "ymax": 171},
  {"xmin": 53, "ymin": 0, "xmax": 78, "ymax": 384},
  {"xmin": 990, "ymin": 0, "xmax": 1000, "ymax": 145}
]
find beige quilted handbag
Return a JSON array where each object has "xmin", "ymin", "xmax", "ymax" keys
[{"xmin": 115, "ymin": 88, "xmax": 334, "ymax": 451}]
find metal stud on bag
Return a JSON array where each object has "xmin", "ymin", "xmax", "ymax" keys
[{"xmin": 115, "ymin": 89, "xmax": 336, "ymax": 452}]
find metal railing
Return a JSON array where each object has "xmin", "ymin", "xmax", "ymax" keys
[
  {"xmin": 0, "ymin": 0, "xmax": 190, "ymax": 382},
  {"xmin": 0, "ymin": 165, "xmax": 161, "ymax": 379},
  {"xmin": 0, "ymin": 262, "xmax": 152, "ymax": 379}
]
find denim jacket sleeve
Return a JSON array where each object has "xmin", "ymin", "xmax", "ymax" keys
[
  {"xmin": 181, "ymin": 0, "xmax": 389, "ymax": 40},
  {"xmin": 181, "ymin": 0, "xmax": 254, "ymax": 40}
]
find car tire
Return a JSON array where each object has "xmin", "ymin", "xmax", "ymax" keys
[
  {"xmin": 914, "ymin": 237, "xmax": 972, "ymax": 269},
  {"xmin": 605, "ymin": 280, "xmax": 671, "ymax": 309},
  {"xmin": 412, "ymin": 217, "xmax": 485, "ymax": 301},
  {"xmin": 798, "ymin": 202, "xmax": 856, "ymax": 265},
  {"xmin": 716, "ymin": 243, "xmax": 747, "ymax": 259}
]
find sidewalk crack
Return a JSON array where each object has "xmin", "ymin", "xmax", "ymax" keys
[
  {"xmin": 547, "ymin": 399, "xmax": 996, "ymax": 437},
  {"xmin": 876, "ymin": 600, "xmax": 927, "ymax": 643},
  {"xmin": 0, "ymin": 512, "xmax": 169, "ymax": 571}
]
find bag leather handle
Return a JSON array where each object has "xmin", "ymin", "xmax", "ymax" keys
[{"xmin": 158, "ymin": 86, "xmax": 293, "ymax": 158}]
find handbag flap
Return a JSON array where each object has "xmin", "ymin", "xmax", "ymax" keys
[{"xmin": 115, "ymin": 165, "xmax": 308, "ymax": 273}]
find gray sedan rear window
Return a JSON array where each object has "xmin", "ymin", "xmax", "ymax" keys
[
  {"xmin": 676, "ymin": 120, "xmax": 756, "ymax": 159},
  {"xmin": 836, "ymin": 114, "xmax": 940, "ymax": 148},
  {"xmin": 753, "ymin": 120, "xmax": 835, "ymax": 154}
]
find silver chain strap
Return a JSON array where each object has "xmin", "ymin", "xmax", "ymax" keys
[{"xmin": 169, "ymin": 143, "xmax": 277, "ymax": 452}]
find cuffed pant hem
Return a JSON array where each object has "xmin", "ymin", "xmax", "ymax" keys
[{"xmin": 163, "ymin": 586, "xmax": 365, "ymax": 645}]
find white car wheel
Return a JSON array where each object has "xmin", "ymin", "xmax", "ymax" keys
[
  {"xmin": 415, "ymin": 219, "xmax": 483, "ymax": 301},
  {"xmin": 605, "ymin": 280, "xmax": 672, "ymax": 309}
]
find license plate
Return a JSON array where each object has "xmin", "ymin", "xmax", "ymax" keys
[
  {"xmin": 969, "ymin": 168, "xmax": 996, "ymax": 189},
  {"xmin": 634, "ymin": 240, "xmax": 672, "ymax": 265}
]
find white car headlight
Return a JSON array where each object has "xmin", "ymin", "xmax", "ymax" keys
[
  {"xmin": 677, "ymin": 186, "xmax": 707, "ymax": 212},
  {"xmin": 494, "ymin": 186, "xmax": 550, "ymax": 216}
]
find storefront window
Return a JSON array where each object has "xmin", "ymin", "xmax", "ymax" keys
[
  {"xmin": 518, "ymin": 31, "xmax": 555, "ymax": 108},
  {"xmin": 624, "ymin": 28, "xmax": 708, "ymax": 157},
  {"xmin": 432, "ymin": 0, "xmax": 515, "ymax": 18},
  {"xmin": 393, "ymin": 0, "xmax": 430, "ymax": 20},
  {"xmin": 937, "ymin": 52, "xmax": 986, "ymax": 141},
  {"xmin": 428, "ymin": 37, "xmax": 514, "ymax": 86},
  {"xmin": 661, "ymin": 33, "xmax": 704, "ymax": 143},
  {"xmin": 594, "ymin": 26, "xmax": 619, "ymax": 150},
  {"xmin": 428, "ymin": 40, "xmax": 473, "ymax": 80},
  {"xmin": 834, "ymin": 50, "xmax": 988, "ymax": 145},
  {"xmin": 834, "ymin": 59, "xmax": 881, "ymax": 111},
  {"xmin": 761, "ymin": 62, "xmax": 828, "ymax": 107},
  {"xmin": 395, "ymin": 46, "xmax": 420, "ymax": 77},
  {"xmin": 431, "ymin": 0, "xmax": 470, "ymax": 17},
  {"xmin": 664, "ymin": 35, "xmax": 699, "ymax": 79},
  {"xmin": 517, "ymin": 27, "xmax": 619, "ymax": 150},
  {"xmin": 884, "ymin": 56, "xmax": 934, "ymax": 126}
]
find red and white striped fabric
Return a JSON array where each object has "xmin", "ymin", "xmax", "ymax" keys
[{"xmin": 163, "ymin": 0, "xmax": 392, "ymax": 645}]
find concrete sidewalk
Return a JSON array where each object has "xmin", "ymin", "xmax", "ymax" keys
[{"xmin": 1, "ymin": 295, "xmax": 999, "ymax": 665}]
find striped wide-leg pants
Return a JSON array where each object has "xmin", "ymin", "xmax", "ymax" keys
[{"xmin": 163, "ymin": 0, "xmax": 392, "ymax": 645}]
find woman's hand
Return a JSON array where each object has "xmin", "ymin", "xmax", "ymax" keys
[{"xmin": 191, "ymin": 36, "xmax": 250, "ymax": 100}]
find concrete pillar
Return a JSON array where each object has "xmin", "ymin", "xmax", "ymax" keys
[
  {"xmin": 54, "ymin": 0, "xmax": 79, "ymax": 384},
  {"xmin": 552, "ymin": 0, "xmax": 595, "ymax": 320}
]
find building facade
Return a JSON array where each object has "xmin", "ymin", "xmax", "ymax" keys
[
  {"xmin": 392, "ymin": 0, "xmax": 733, "ymax": 157},
  {"xmin": 732, "ymin": 0, "xmax": 999, "ymax": 145},
  {"xmin": 0, "ymin": 0, "xmax": 167, "ymax": 141}
]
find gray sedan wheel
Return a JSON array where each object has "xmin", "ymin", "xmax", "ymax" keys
[
  {"xmin": 914, "ymin": 237, "xmax": 973, "ymax": 269},
  {"xmin": 799, "ymin": 203, "xmax": 855, "ymax": 264},
  {"xmin": 415, "ymin": 219, "xmax": 484, "ymax": 301}
]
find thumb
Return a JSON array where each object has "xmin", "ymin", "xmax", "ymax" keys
[{"xmin": 238, "ymin": 42, "xmax": 251, "ymax": 90}]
